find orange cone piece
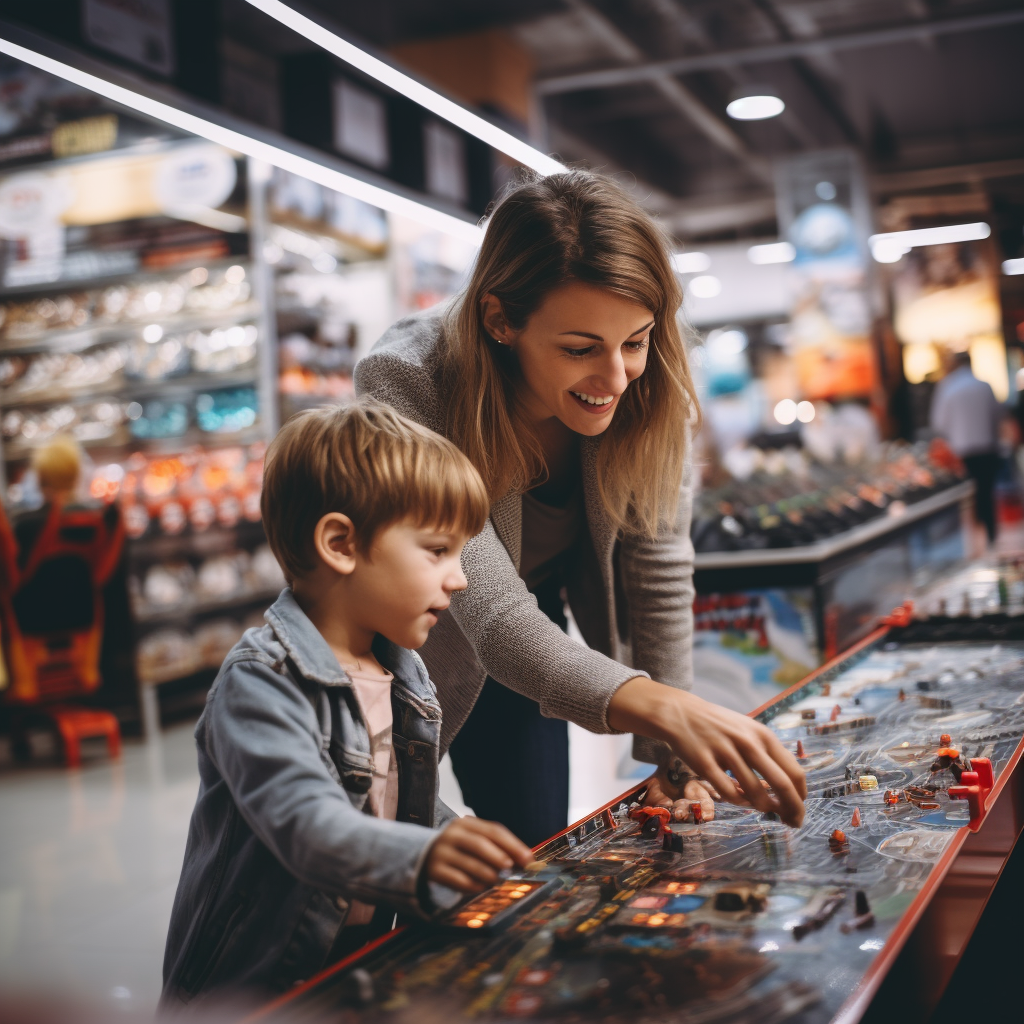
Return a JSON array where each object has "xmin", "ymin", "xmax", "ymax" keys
[
  {"xmin": 830, "ymin": 704, "xmax": 842, "ymax": 722},
  {"xmin": 851, "ymin": 807, "xmax": 861, "ymax": 827},
  {"xmin": 796, "ymin": 740, "xmax": 806, "ymax": 759}
]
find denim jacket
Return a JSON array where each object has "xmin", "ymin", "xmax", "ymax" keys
[{"xmin": 160, "ymin": 589, "xmax": 456, "ymax": 1009}]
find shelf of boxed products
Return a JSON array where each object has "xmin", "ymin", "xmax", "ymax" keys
[
  {"xmin": 690, "ymin": 439, "xmax": 970, "ymax": 567},
  {"xmin": 0, "ymin": 260, "xmax": 265, "ymax": 462},
  {"xmin": 267, "ymin": 169, "xmax": 390, "ymax": 422},
  {"xmin": 0, "ymin": 388, "xmax": 263, "ymax": 462},
  {"xmin": 0, "ymin": 261, "xmax": 255, "ymax": 346},
  {"xmin": 98, "ymin": 442, "xmax": 279, "ymax": 688}
]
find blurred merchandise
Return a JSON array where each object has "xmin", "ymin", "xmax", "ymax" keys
[{"xmin": 692, "ymin": 440, "xmax": 965, "ymax": 554}]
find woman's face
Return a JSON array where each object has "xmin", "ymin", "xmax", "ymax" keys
[{"xmin": 484, "ymin": 281, "xmax": 653, "ymax": 437}]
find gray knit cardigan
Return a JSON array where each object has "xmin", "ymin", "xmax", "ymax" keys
[{"xmin": 354, "ymin": 308, "xmax": 695, "ymax": 765}]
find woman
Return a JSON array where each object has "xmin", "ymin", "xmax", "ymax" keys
[{"xmin": 356, "ymin": 171, "xmax": 805, "ymax": 844}]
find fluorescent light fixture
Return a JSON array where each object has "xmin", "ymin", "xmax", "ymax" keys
[
  {"xmin": 1003, "ymin": 258, "xmax": 1024, "ymax": 276},
  {"xmin": 726, "ymin": 85, "xmax": 784, "ymax": 121},
  {"xmin": 688, "ymin": 275, "xmax": 722, "ymax": 299},
  {"xmin": 0, "ymin": 34, "xmax": 485, "ymax": 246},
  {"xmin": 747, "ymin": 241, "xmax": 795, "ymax": 265},
  {"xmin": 672, "ymin": 251, "xmax": 711, "ymax": 274},
  {"xmin": 243, "ymin": 0, "xmax": 564, "ymax": 177},
  {"xmin": 869, "ymin": 222, "xmax": 991, "ymax": 263}
]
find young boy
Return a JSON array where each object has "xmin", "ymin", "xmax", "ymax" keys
[{"xmin": 161, "ymin": 402, "xmax": 533, "ymax": 1010}]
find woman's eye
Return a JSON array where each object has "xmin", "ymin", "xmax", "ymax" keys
[
  {"xmin": 625, "ymin": 338, "xmax": 649, "ymax": 352},
  {"xmin": 563, "ymin": 346, "xmax": 595, "ymax": 358}
]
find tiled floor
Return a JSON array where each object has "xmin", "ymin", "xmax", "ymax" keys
[{"xmin": 0, "ymin": 725, "xmax": 200, "ymax": 1014}]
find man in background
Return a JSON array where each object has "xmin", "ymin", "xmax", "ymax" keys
[{"xmin": 930, "ymin": 350, "xmax": 1002, "ymax": 544}]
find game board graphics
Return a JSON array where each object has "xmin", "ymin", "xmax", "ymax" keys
[{"xmin": 270, "ymin": 636, "xmax": 1024, "ymax": 1024}]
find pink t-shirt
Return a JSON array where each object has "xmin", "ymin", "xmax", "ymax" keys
[{"xmin": 345, "ymin": 664, "xmax": 399, "ymax": 925}]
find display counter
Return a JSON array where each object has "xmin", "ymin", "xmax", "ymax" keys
[
  {"xmin": 251, "ymin": 612, "xmax": 1024, "ymax": 1024},
  {"xmin": 691, "ymin": 481, "xmax": 973, "ymax": 712}
]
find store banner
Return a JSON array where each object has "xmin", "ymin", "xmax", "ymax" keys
[{"xmin": 776, "ymin": 150, "xmax": 878, "ymax": 401}]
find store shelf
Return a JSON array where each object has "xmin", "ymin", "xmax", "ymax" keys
[
  {"xmin": 128, "ymin": 522, "xmax": 266, "ymax": 561},
  {"xmin": 0, "ymin": 252, "xmax": 250, "ymax": 299},
  {"xmin": 132, "ymin": 585, "xmax": 281, "ymax": 625},
  {"xmin": 2, "ymin": 423, "xmax": 265, "ymax": 462},
  {"xmin": 693, "ymin": 480, "xmax": 974, "ymax": 569},
  {"xmin": 0, "ymin": 299, "xmax": 260, "ymax": 356},
  {"xmin": 0, "ymin": 367, "xmax": 259, "ymax": 410}
]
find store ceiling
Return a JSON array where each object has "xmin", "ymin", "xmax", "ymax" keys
[{"xmin": 279, "ymin": 0, "xmax": 1024, "ymax": 246}]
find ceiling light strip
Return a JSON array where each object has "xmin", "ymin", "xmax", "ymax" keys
[
  {"xmin": 0, "ymin": 33, "xmax": 485, "ymax": 245},
  {"xmin": 243, "ymin": 0, "xmax": 565, "ymax": 177},
  {"xmin": 869, "ymin": 222, "xmax": 991, "ymax": 248}
]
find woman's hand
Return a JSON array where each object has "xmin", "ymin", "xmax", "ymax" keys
[
  {"xmin": 608, "ymin": 678, "xmax": 807, "ymax": 828},
  {"xmin": 644, "ymin": 772, "xmax": 717, "ymax": 822},
  {"xmin": 425, "ymin": 817, "xmax": 534, "ymax": 894}
]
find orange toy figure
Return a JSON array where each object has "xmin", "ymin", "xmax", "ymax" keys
[
  {"xmin": 629, "ymin": 805, "xmax": 673, "ymax": 839},
  {"xmin": 5, "ymin": 438, "xmax": 124, "ymax": 704},
  {"xmin": 796, "ymin": 740, "xmax": 806, "ymax": 759},
  {"xmin": 851, "ymin": 807, "xmax": 861, "ymax": 827}
]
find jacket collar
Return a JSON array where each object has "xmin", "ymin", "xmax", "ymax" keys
[{"xmin": 264, "ymin": 588, "xmax": 436, "ymax": 703}]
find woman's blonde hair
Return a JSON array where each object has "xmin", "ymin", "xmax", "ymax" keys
[{"xmin": 439, "ymin": 169, "xmax": 699, "ymax": 538}]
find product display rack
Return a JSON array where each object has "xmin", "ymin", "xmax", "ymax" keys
[{"xmin": 0, "ymin": 138, "xmax": 283, "ymax": 736}]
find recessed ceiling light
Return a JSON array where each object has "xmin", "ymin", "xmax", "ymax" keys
[
  {"xmin": 726, "ymin": 86, "xmax": 785, "ymax": 121},
  {"xmin": 1003, "ymin": 258, "xmax": 1024, "ymax": 276},
  {"xmin": 688, "ymin": 275, "xmax": 722, "ymax": 299},
  {"xmin": 748, "ymin": 241, "xmax": 795, "ymax": 265},
  {"xmin": 672, "ymin": 251, "xmax": 711, "ymax": 274}
]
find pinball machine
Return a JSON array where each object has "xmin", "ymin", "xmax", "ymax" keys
[{"xmin": 252, "ymin": 609, "xmax": 1024, "ymax": 1024}]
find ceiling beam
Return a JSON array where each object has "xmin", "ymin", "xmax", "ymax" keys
[
  {"xmin": 537, "ymin": 7, "xmax": 1024, "ymax": 95},
  {"xmin": 557, "ymin": 0, "xmax": 771, "ymax": 182},
  {"xmin": 871, "ymin": 157, "xmax": 1024, "ymax": 194}
]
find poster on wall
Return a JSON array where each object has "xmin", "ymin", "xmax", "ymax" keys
[{"xmin": 776, "ymin": 149, "xmax": 879, "ymax": 401}]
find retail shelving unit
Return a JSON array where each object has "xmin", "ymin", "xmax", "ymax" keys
[{"xmin": 0, "ymin": 138, "xmax": 285, "ymax": 736}]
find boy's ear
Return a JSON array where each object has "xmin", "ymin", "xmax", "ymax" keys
[{"xmin": 313, "ymin": 513, "xmax": 358, "ymax": 575}]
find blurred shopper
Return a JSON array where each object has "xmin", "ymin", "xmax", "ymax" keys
[
  {"xmin": 930, "ymin": 351, "xmax": 1002, "ymax": 544},
  {"xmin": 358, "ymin": 170, "xmax": 807, "ymax": 845},
  {"xmin": 6, "ymin": 437, "xmax": 123, "ymax": 702}
]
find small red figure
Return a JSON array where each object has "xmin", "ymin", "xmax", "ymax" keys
[
  {"xmin": 830, "ymin": 704, "xmax": 842, "ymax": 723},
  {"xmin": 796, "ymin": 740, "xmax": 806, "ymax": 759},
  {"xmin": 851, "ymin": 807, "xmax": 861, "ymax": 827},
  {"xmin": 629, "ymin": 805, "xmax": 673, "ymax": 839},
  {"xmin": 691, "ymin": 801, "xmax": 704, "ymax": 824},
  {"xmin": 939, "ymin": 733, "xmax": 951, "ymax": 747},
  {"xmin": 898, "ymin": 688, "xmax": 906, "ymax": 702}
]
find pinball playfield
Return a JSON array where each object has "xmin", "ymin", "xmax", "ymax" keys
[{"xmin": 260, "ymin": 622, "xmax": 1024, "ymax": 1024}]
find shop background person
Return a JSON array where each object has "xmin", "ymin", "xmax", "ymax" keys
[
  {"xmin": 930, "ymin": 349, "xmax": 1002, "ymax": 546},
  {"xmin": 357, "ymin": 170, "xmax": 806, "ymax": 844}
]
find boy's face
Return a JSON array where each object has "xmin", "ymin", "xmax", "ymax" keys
[{"xmin": 352, "ymin": 520, "xmax": 470, "ymax": 649}]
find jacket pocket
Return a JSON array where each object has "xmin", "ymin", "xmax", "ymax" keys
[{"xmin": 178, "ymin": 889, "xmax": 252, "ymax": 996}]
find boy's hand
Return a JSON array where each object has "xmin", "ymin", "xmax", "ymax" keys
[{"xmin": 426, "ymin": 817, "xmax": 534, "ymax": 894}]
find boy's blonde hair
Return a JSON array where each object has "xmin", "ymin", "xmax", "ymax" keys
[
  {"xmin": 33, "ymin": 435, "xmax": 82, "ymax": 492},
  {"xmin": 262, "ymin": 400, "xmax": 490, "ymax": 582}
]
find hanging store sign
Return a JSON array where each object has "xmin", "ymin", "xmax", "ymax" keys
[{"xmin": 776, "ymin": 150, "xmax": 878, "ymax": 401}]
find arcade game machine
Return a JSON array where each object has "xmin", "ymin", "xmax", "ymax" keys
[{"xmin": 252, "ymin": 605, "xmax": 1024, "ymax": 1024}]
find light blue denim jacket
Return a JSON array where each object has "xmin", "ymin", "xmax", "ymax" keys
[{"xmin": 160, "ymin": 589, "xmax": 456, "ymax": 1009}]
